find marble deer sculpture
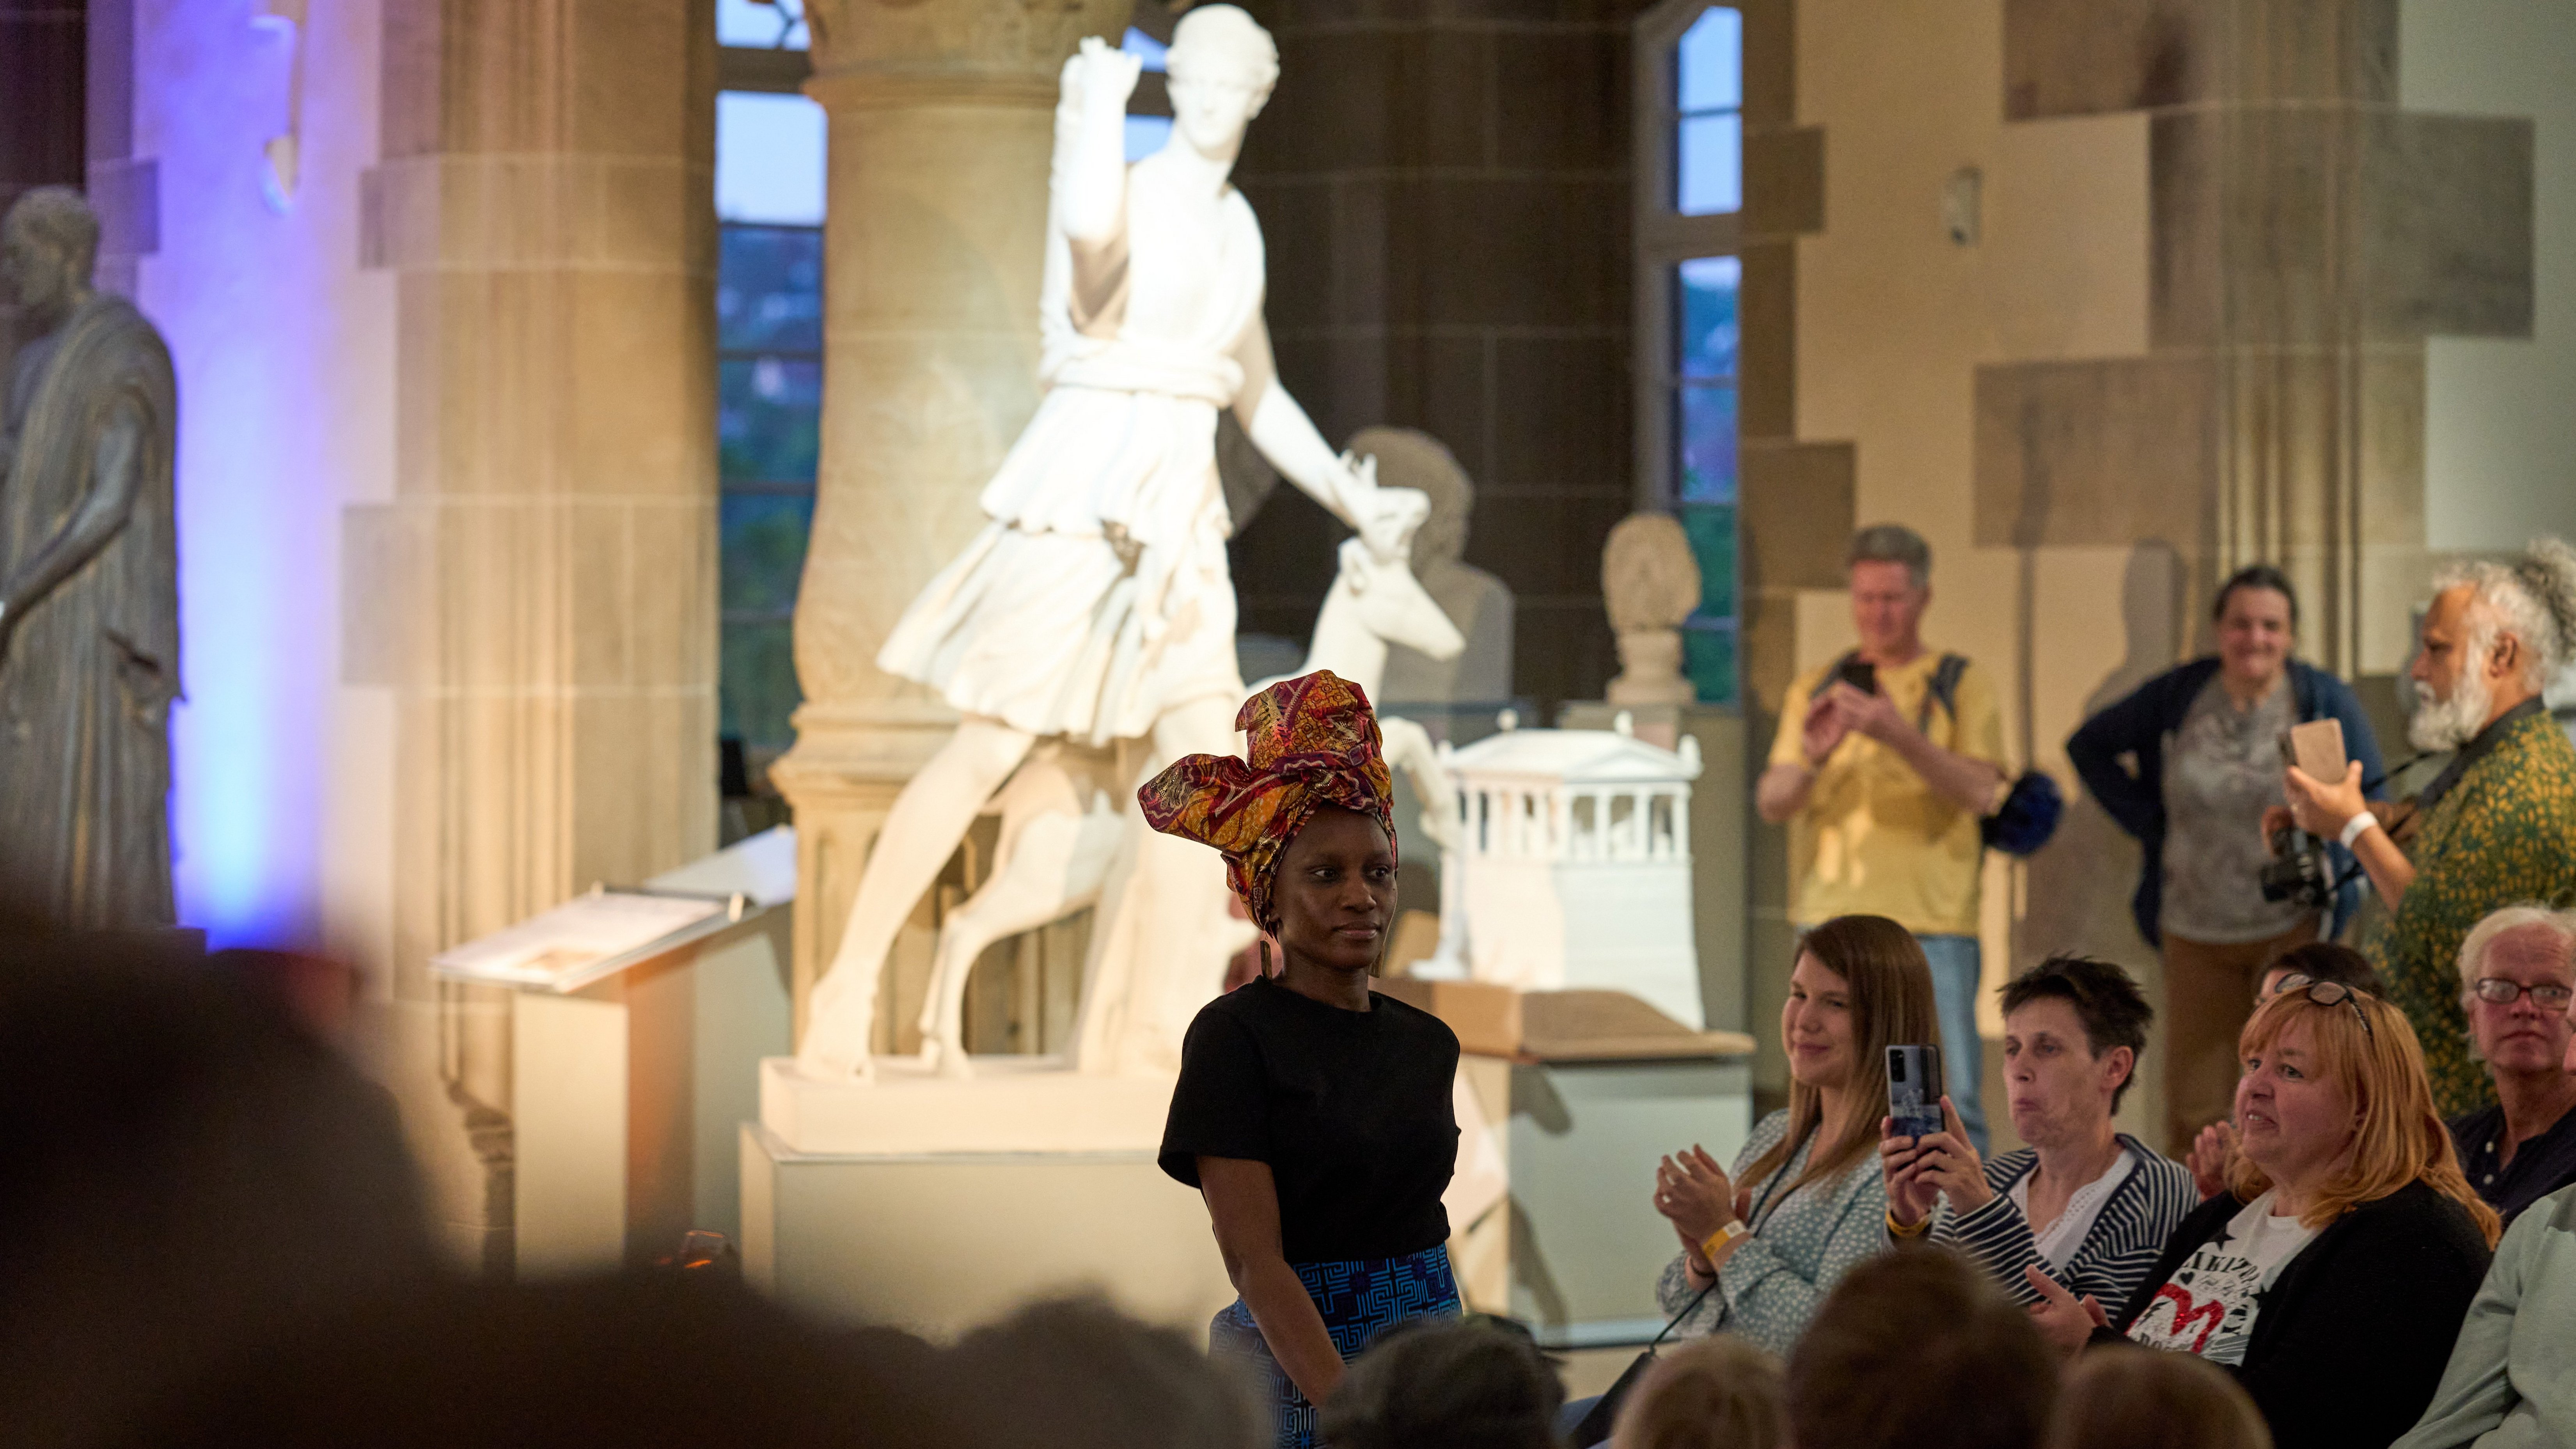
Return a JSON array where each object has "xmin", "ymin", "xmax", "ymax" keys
[{"xmin": 914, "ymin": 517, "xmax": 1469, "ymax": 1075}]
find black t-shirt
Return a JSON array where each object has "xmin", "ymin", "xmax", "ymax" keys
[{"xmin": 1158, "ymin": 974, "xmax": 1460, "ymax": 1263}]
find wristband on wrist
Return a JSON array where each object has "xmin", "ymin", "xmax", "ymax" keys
[
  {"xmin": 1700, "ymin": 1220, "xmax": 1749, "ymax": 1262},
  {"xmin": 1886, "ymin": 1209, "xmax": 1931, "ymax": 1240},
  {"xmin": 2339, "ymin": 812, "xmax": 2378, "ymax": 850}
]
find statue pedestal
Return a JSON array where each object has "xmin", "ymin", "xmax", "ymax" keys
[
  {"xmin": 738, "ymin": 1122, "xmax": 1235, "ymax": 1339},
  {"xmin": 741, "ymin": 1056, "xmax": 1231, "ymax": 1336},
  {"xmin": 757, "ymin": 1055, "xmax": 1171, "ymax": 1155}
]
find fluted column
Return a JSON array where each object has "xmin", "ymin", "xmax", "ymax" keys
[{"xmin": 773, "ymin": 0, "xmax": 1124, "ymax": 1042}]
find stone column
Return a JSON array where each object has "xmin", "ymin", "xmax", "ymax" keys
[
  {"xmin": 773, "ymin": 0, "xmax": 1123, "ymax": 1043},
  {"xmin": 353, "ymin": 0, "xmax": 719, "ymax": 1273},
  {"xmin": 1978, "ymin": 0, "xmax": 2532, "ymax": 676}
]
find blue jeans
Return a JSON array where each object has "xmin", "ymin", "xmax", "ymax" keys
[{"xmin": 1915, "ymin": 933, "xmax": 1988, "ymax": 1155}]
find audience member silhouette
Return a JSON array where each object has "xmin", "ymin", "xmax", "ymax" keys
[
  {"xmin": 2048, "ymin": 1347, "xmax": 2270, "ymax": 1449},
  {"xmin": 1609, "ymin": 1335, "xmax": 1785, "ymax": 1449},
  {"xmin": 1318, "ymin": 1318, "xmax": 1562, "ymax": 1449},
  {"xmin": 1787, "ymin": 1246, "xmax": 2056, "ymax": 1449}
]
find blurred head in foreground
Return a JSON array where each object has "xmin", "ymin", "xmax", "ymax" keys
[
  {"xmin": 1612, "ymin": 1334, "xmax": 1785, "ymax": 1449},
  {"xmin": 1321, "ymin": 1317, "xmax": 1562, "ymax": 1449},
  {"xmin": 2047, "ymin": 1346, "xmax": 2270, "ymax": 1449},
  {"xmin": 941, "ymin": 1295, "xmax": 1266, "ymax": 1449},
  {"xmin": 0, "ymin": 930, "xmax": 435, "ymax": 1447},
  {"xmin": 1788, "ymin": 1246, "xmax": 2056, "ymax": 1449}
]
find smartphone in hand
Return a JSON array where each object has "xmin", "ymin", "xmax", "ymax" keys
[
  {"xmin": 1834, "ymin": 657, "xmax": 1879, "ymax": 695},
  {"xmin": 1887, "ymin": 1044, "xmax": 1945, "ymax": 1142}
]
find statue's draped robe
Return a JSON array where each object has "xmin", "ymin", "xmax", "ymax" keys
[
  {"xmin": 0, "ymin": 295, "xmax": 179, "ymax": 927},
  {"xmin": 873, "ymin": 146, "xmax": 1266, "ymax": 748}
]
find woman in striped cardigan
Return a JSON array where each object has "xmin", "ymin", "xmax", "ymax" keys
[{"xmin": 1881, "ymin": 955, "xmax": 2198, "ymax": 1309}]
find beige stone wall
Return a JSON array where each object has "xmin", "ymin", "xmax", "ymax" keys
[
  {"xmin": 341, "ymin": 0, "xmax": 720, "ymax": 1270},
  {"xmin": 2402, "ymin": 0, "xmax": 2576, "ymax": 555},
  {"xmin": 1762, "ymin": 0, "xmax": 2535, "ymax": 1144}
]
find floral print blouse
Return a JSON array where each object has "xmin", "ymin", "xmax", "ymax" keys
[
  {"xmin": 1653, "ymin": 1108, "xmax": 1889, "ymax": 1357},
  {"xmin": 2359, "ymin": 706, "xmax": 2576, "ymax": 1119}
]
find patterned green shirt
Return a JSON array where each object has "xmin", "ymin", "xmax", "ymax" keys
[{"xmin": 2358, "ymin": 707, "xmax": 2576, "ymax": 1119}]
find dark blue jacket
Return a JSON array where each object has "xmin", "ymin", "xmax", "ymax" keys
[{"xmin": 2065, "ymin": 657, "xmax": 2384, "ymax": 948}]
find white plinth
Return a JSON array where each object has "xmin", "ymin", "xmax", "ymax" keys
[
  {"xmin": 738, "ymin": 1123, "xmax": 1237, "ymax": 1338},
  {"xmin": 758, "ymin": 1055, "xmax": 1175, "ymax": 1155}
]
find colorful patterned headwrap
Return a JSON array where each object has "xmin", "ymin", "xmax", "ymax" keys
[{"xmin": 1137, "ymin": 670, "xmax": 1396, "ymax": 931}]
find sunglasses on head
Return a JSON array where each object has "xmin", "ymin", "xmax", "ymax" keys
[{"xmin": 2273, "ymin": 973, "xmax": 2376, "ymax": 1042}]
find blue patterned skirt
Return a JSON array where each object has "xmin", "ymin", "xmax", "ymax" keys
[{"xmin": 1208, "ymin": 1244, "xmax": 1462, "ymax": 1449}]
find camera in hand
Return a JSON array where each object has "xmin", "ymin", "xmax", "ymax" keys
[
  {"xmin": 2259, "ymin": 823, "xmax": 2332, "ymax": 909},
  {"xmin": 1886, "ymin": 1044, "xmax": 1945, "ymax": 1142}
]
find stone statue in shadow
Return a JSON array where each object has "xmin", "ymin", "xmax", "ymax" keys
[
  {"xmin": 1360, "ymin": 427, "xmax": 1515, "ymax": 709},
  {"xmin": 0, "ymin": 188, "xmax": 179, "ymax": 928}
]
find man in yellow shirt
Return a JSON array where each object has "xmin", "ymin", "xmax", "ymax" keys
[{"xmin": 1757, "ymin": 525, "xmax": 2009, "ymax": 1150}]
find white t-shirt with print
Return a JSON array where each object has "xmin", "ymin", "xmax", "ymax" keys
[{"xmin": 2124, "ymin": 1190, "xmax": 2322, "ymax": 1365}]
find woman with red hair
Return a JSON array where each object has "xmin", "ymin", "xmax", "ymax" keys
[{"xmin": 2030, "ymin": 982, "xmax": 2498, "ymax": 1449}]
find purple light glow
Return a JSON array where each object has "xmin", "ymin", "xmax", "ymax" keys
[{"xmin": 135, "ymin": 2, "xmax": 372, "ymax": 947}]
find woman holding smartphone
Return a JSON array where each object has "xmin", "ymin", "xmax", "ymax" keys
[{"xmin": 1645, "ymin": 913, "xmax": 1941, "ymax": 1355}]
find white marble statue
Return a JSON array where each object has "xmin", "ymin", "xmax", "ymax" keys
[
  {"xmin": 912, "ymin": 506, "xmax": 1465, "ymax": 1074},
  {"xmin": 797, "ymin": 8, "xmax": 1417, "ymax": 1082}
]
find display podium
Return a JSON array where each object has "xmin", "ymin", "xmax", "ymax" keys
[
  {"xmin": 738, "ymin": 1059, "xmax": 1238, "ymax": 1337},
  {"xmin": 432, "ymin": 829, "xmax": 798, "ymax": 1275}
]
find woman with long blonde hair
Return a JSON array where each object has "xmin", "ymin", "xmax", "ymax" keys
[
  {"xmin": 2030, "ymin": 981, "xmax": 2496, "ymax": 1449},
  {"xmin": 1642, "ymin": 915, "xmax": 1941, "ymax": 1355}
]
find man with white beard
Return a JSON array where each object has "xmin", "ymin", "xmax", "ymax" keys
[{"xmin": 2278, "ymin": 539, "xmax": 2576, "ymax": 1116}]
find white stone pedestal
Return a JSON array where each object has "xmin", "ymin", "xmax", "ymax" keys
[
  {"xmin": 757, "ymin": 1055, "xmax": 1174, "ymax": 1155},
  {"xmin": 737, "ymin": 1121, "xmax": 1236, "ymax": 1338}
]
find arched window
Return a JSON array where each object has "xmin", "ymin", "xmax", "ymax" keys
[{"xmin": 1635, "ymin": 2, "xmax": 1742, "ymax": 704}]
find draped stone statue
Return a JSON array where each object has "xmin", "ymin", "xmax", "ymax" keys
[
  {"xmin": 0, "ymin": 188, "xmax": 180, "ymax": 928},
  {"xmin": 794, "ymin": 8, "xmax": 1419, "ymax": 1080}
]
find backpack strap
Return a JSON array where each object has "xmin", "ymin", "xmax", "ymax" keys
[
  {"xmin": 1920, "ymin": 653, "xmax": 1968, "ymax": 733},
  {"xmin": 1808, "ymin": 651, "xmax": 1861, "ymax": 706}
]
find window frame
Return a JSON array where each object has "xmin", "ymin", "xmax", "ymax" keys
[{"xmin": 1633, "ymin": 0, "xmax": 1747, "ymax": 704}]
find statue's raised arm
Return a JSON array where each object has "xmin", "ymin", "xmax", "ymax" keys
[{"xmin": 1055, "ymin": 37, "xmax": 1143, "ymax": 326}]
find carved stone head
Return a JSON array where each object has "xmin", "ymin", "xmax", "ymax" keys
[
  {"xmin": 1602, "ymin": 513, "xmax": 1703, "ymax": 635},
  {"xmin": 0, "ymin": 186, "xmax": 99, "ymax": 322},
  {"xmin": 1346, "ymin": 426, "xmax": 1472, "ymax": 572},
  {"xmin": 1165, "ymin": 4, "xmax": 1277, "ymax": 148}
]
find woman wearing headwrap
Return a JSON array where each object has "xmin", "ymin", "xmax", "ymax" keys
[{"xmin": 1147, "ymin": 670, "xmax": 1463, "ymax": 1449}]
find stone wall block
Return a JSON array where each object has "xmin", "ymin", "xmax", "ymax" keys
[
  {"xmin": 2004, "ymin": 0, "xmax": 2393, "ymax": 121},
  {"xmin": 568, "ymin": 0, "xmax": 701, "ymax": 158},
  {"xmin": 568, "ymin": 269, "xmax": 716, "ymax": 495},
  {"xmin": 342, "ymin": 503, "xmax": 434, "ymax": 690},
  {"xmin": 440, "ymin": 500, "xmax": 564, "ymax": 693},
  {"xmin": 571, "ymin": 690, "xmax": 718, "ymax": 890},
  {"xmin": 1237, "ymin": 182, "xmax": 1328, "ymax": 330},
  {"xmin": 1741, "ymin": 127, "xmax": 1823, "ymax": 240},
  {"xmin": 1510, "ymin": 605, "xmax": 1618, "ymax": 717},
  {"xmin": 1494, "ymin": 30, "xmax": 1623, "ymax": 171},
  {"xmin": 1736, "ymin": 239, "xmax": 1795, "ymax": 440},
  {"xmin": 1465, "ymin": 485, "xmax": 1634, "ymax": 601},
  {"xmin": 2355, "ymin": 345, "xmax": 2424, "ymax": 547},
  {"xmin": 1972, "ymin": 356, "xmax": 2214, "ymax": 551},
  {"xmin": 2364, "ymin": 112, "xmax": 2534, "ymax": 340},
  {"xmin": 1408, "ymin": 175, "xmax": 1628, "ymax": 328},
  {"xmin": 1737, "ymin": 439, "xmax": 1856, "ymax": 591},
  {"xmin": 1491, "ymin": 335, "xmax": 1627, "ymax": 490},
  {"xmin": 2150, "ymin": 107, "xmax": 2338, "ymax": 351},
  {"xmin": 567, "ymin": 502, "xmax": 637, "ymax": 688},
  {"xmin": 628, "ymin": 498, "xmax": 721, "ymax": 689}
]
